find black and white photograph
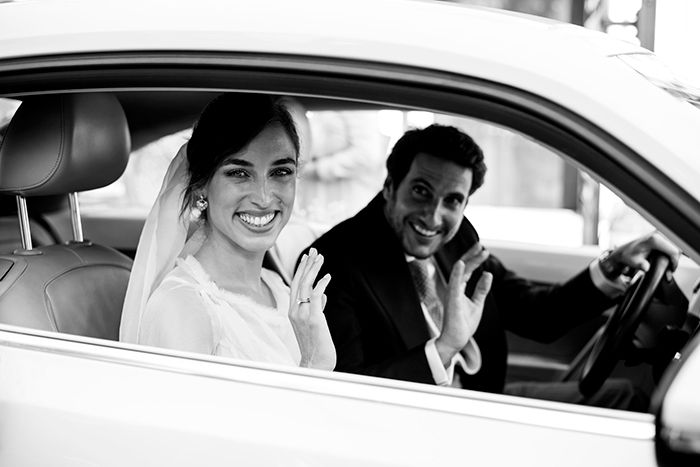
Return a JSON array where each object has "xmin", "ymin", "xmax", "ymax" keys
[{"xmin": 0, "ymin": 0, "xmax": 699, "ymax": 465}]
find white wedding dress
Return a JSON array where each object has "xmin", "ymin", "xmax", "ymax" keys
[
  {"xmin": 119, "ymin": 143, "xmax": 301, "ymax": 365},
  {"xmin": 139, "ymin": 255, "xmax": 301, "ymax": 364}
]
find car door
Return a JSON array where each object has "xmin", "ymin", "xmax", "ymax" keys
[{"xmin": 0, "ymin": 326, "xmax": 660, "ymax": 467}]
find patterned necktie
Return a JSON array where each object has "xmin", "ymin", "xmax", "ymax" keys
[{"xmin": 408, "ymin": 258, "xmax": 444, "ymax": 331}]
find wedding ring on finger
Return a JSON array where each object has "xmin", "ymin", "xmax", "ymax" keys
[{"xmin": 297, "ymin": 297, "xmax": 311, "ymax": 304}]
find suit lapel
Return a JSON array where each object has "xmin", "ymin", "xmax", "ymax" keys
[{"xmin": 358, "ymin": 195, "xmax": 430, "ymax": 350}]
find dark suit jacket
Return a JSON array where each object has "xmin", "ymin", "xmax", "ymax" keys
[{"xmin": 309, "ymin": 194, "xmax": 616, "ymax": 393}]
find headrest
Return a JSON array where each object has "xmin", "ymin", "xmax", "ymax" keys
[{"xmin": 0, "ymin": 94, "xmax": 130, "ymax": 196}]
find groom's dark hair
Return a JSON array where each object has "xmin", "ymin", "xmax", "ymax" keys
[
  {"xmin": 182, "ymin": 93, "xmax": 299, "ymax": 218},
  {"xmin": 385, "ymin": 124, "xmax": 486, "ymax": 195}
]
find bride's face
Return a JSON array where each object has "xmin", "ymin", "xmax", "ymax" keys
[{"xmin": 203, "ymin": 123, "xmax": 297, "ymax": 255}]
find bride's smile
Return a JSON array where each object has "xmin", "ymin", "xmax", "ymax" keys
[
  {"xmin": 203, "ymin": 122, "xmax": 297, "ymax": 255},
  {"xmin": 237, "ymin": 211, "xmax": 277, "ymax": 228}
]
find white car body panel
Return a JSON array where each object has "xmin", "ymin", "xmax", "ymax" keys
[{"xmin": 0, "ymin": 327, "xmax": 656, "ymax": 466}]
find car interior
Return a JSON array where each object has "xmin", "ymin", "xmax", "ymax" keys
[
  {"xmin": 0, "ymin": 88, "xmax": 698, "ymax": 411},
  {"xmin": 0, "ymin": 93, "xmax": 132, "ymax": 339}
]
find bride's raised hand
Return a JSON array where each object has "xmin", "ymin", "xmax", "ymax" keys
[{"xmin": 289, "ymin": 248, "xmax": 336, "ymax": 370}]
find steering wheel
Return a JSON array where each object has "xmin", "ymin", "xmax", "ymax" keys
[{"xmin": 578, "ymin": 251, "xmax": 670, "ymax": 396}]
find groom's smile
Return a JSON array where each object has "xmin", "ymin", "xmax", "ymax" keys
[{"xmin": 383, "ymin": 152, "xmax": 472, "ymax": 259}]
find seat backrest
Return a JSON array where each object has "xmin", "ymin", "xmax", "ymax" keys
[
  {"xmin": 0, "ymin": 93, "xmax": 132, "ymax": 340},
  {"xmin": 0, "ymin": 243, "xmax": 132, "ymax": 339}
]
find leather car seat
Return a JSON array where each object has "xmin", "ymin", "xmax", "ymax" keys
[{"xmin": 0, "ymin": 93, "xmax": 132, "ymax": 340}]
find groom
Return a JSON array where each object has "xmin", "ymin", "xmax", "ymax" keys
[{"xmin": 304, "ymin": 124, "xmax": 681, "ymax": 408}]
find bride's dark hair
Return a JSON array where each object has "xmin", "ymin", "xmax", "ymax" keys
[{"xmin": 182, "ymin": 93, "xmax": 300, "ymax": 217}]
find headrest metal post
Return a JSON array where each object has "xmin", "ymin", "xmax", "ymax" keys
[
  {"xmin": 16, "ymin": 195, "xmax": 33, "ymax": 251},
  {"xmin": 68, "ymin": 192, "xmax": 84, "ymax": 242}
]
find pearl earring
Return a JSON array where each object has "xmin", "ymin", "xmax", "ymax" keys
[{"xmin": 195, "ymin": 195, "xmax": 208, "ymax": 213}]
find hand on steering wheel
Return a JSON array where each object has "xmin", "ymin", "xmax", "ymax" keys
[{"xmin": 579, "ymin": 251, "xmax": 671, "ymax": 396}]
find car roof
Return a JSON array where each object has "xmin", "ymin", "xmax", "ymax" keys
[
  {"xmin": 0, "ymin": 0, "xmax": 641, "ymax": 69},
  {"xmin": 2, "ymin": 0, "xmax": 700, "ymax": 200}
]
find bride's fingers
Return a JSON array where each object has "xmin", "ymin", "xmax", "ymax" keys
[
  {"xmin": 301, "ymin": 248, "xmax": 318, "ymax": 280},
  {"xmin": 291, "ymin": 253, "xmax": 309, "ymax": 297},
  {"xmin": 293, "ymin": 249, "xmax": 318, "ymax": 297},
  {"xmin": 300, "ymin": 253, "xmax": 324, "ymax": 298},
  {"xmin": 312, "ymin": 273, "xmax": 331, "ymax": 301}
]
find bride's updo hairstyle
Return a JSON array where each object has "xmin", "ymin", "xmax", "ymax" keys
[{"xmin": 182, "ymin": 93, "xmax": 300, "ymax": 217}]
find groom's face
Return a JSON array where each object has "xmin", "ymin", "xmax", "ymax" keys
[
  {"xmin": 204, "ymin": 123, "xmax": 297, "ymax": 254},
  {"xmin": 383, "ymin": 153, "xmax": 472, "ymax": 259}
]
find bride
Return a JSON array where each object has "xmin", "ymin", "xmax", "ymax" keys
[{"xmin": 119, "ymin": 93, "xmax": 335, "ymax": 370}]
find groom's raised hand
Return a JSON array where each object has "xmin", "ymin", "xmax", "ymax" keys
[{"xmin": 435, "ymin": 243, "xmax": 492, "ymax": 366}]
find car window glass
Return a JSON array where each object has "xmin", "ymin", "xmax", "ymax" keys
[
  {"xmin": 80, "ymin": 106, "xmax": 654, "ymax": 250},
  {"xmin": 435, "ymin": 113, "xmax": 655, "ymax": 249},
  {"xmin": 80, "ymin": 129, "xmax": 191, "ymax": 217},
  {"xmin": 294, "ymin": 109, "xmax": 389, "ymax": 228},
  {"xmin": 4, "ymin": 92, "xmax": 692, "ymax": 417}
]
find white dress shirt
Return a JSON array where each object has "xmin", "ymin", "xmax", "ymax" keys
[{"xmin": 406, "ymin": 256, "xmax": 480, "ymax": 387}]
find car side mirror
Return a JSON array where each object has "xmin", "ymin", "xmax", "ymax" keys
[{"xmin": 653, "ymin": 333, "xmax": 700, "ymax": 467}]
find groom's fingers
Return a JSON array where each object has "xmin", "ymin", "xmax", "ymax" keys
[
  {"xmin": 459, "ymin": 246, "xmax": 489, "ymax": 276},
  {"xmin": 461, "ymin": 242, "xmax": 483, "ymax": 258},
  {"xmin": 471, "ymin": 272, "xmax": 493, "ymax": 306},
  {"xmin": 449, "ymin": 245, "xmax": 488, "ymax": 287},
  {"xmin": 447, "ymin": 246, "xmax": 490, "ymax": 305},
  {"xmin": 447, "ymin": 260, "xmax": 467, "ymax": 305}
]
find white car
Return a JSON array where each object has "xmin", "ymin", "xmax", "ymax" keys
[{"xmin": 0, "ymin": 1, "xmax": 699, "ymax": 466}]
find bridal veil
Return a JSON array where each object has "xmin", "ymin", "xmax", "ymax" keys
[{"xmin": 119, "ymin": 143, "xmax": 204, "ymax": 343}]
